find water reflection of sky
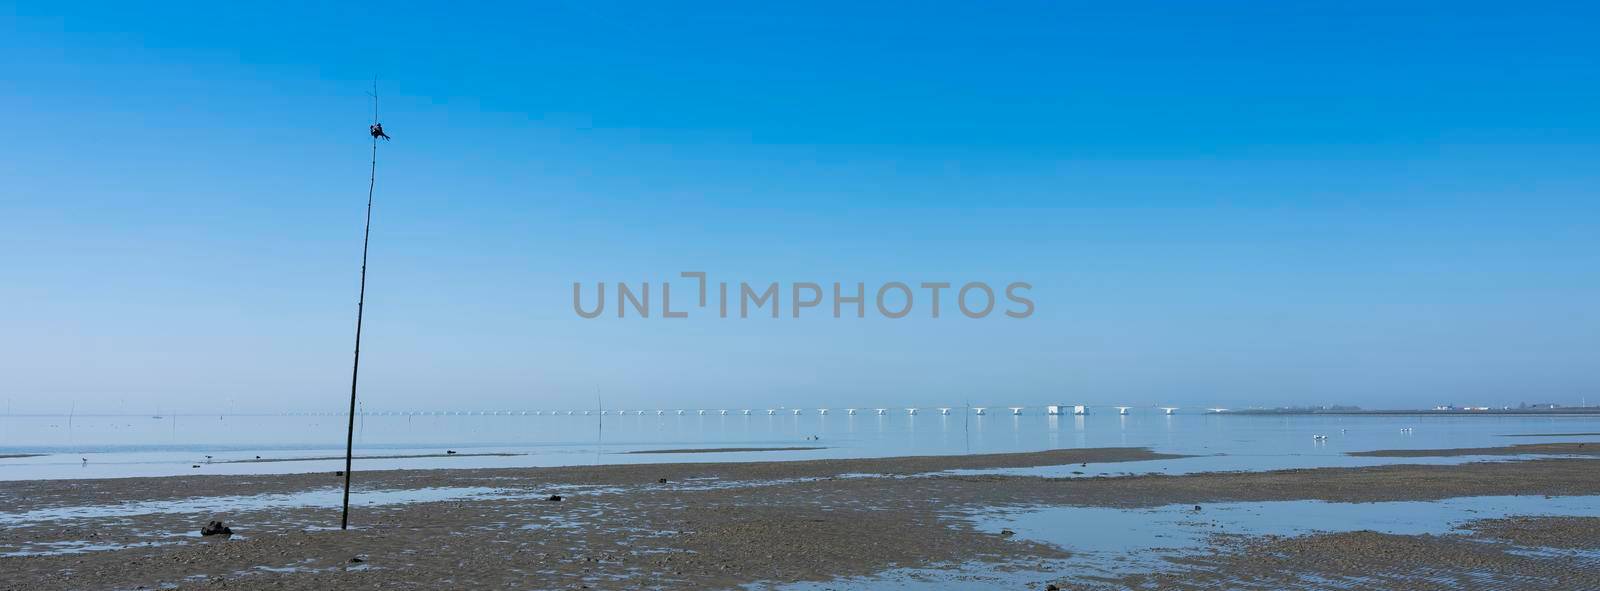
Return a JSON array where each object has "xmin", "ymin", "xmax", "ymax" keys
[
  {"xmin": 1, "ymin": 412, "xmax": 1597, "ymax": 480},
  {"xmin": 766, "ymin": 495, "xmax": 1600, "ymax": 590},
  {"xmin": 970, "ymin": 495, "xmax": 1600, "ymax": 569}
]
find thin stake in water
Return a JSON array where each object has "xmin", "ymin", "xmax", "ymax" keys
[{"xmin": 964, "ymin": 400, "xmax": 970, "ymax": 455}]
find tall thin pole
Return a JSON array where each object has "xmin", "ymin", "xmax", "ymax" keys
[{"xmin": 342, "ymin": 80, "xmax": 380, "ymax": 530}]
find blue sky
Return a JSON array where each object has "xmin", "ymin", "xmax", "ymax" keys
[{"xmin": 2, "ymin": 1, "xmax": 1597, "ymax": 413}]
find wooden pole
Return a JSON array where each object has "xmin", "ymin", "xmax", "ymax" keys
[{"xmin": 342, "ymin": 80, "xmax": 379, "ymax": 530}]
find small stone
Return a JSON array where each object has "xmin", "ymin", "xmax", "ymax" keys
[
  {"xmin": 200, "ymin": 520, "xmax": 233, "ymax": 537},
  {"xmin": 1194, "ymin": 505, "xmax": 1202, "ymax": 511},
  {"xmin": 658, "ymin": 478, "xmax": 668, "ymax": 484},
  {"xmin": 349, "ymin": 556, "xmax": 365, "ymax": 563},
  {"xmin": 547, "ymin": 494, "xmax": 563, "ymax": 502},
  {"xmin": 1000, "ymin": 528, "xmax": 1015, "ymax": 536}
]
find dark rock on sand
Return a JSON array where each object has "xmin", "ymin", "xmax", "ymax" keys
[
  {"xmin": 200, "ymin": 520, "xmax": 232, "ymax": 536},
  {"xmin": 547, "ymin": 495, "xmax": 563, "ymax": 502}
]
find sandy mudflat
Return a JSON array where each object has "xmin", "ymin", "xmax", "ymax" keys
[
  {"xmin": 223, "ymin": 452, "xmax": 522, "ymax": 463},
  {"xmin": 0, "ymin": 454, "xmax": 42, "ymax": 460},
  {"xmin": 1466, "ymin": 516, "xmax": 1600, "ymax": 550},
  {"xmin": 1349, "ymin": 441, "xmax": 1600, "ymax": 457},
  {"xmin": 1057, "ymin": 523, "xmax": 1600, "ymax": 591},
  {"xmin": 1498, "ymin": 432, "xmax": 1600, "ymax": 437},
  {"xmin": 1, "ymin": 447, "xmax": 1596, "ymax": 590},
  {"xmin": 623, "ymin": 446, "xmax": 826, "ymax": 454}
]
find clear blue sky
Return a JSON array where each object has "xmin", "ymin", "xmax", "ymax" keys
[{"xmin": 2, "ymin": 1, "xmax": 1597, "ymax": 413}]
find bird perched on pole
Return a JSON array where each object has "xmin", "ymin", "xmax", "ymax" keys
[{"xmin": 370, "ymin": 122, "xmax": 391, "ymax": 141}]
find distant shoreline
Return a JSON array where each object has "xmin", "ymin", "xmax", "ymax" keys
[
  {"xmin": 1499, "ymin": 432, "xmax": 1600, "ymax": 437},
  {"xmin": 624, "ymin": 447, "xmax": 826, "ymax": 454},
  {"xmin": 1227, "ymin": 408, "xmax": 1600, "ymax": 416},
  {"xmin": 1348, "ymin": 441, "xmax": 1599, "ymax": 458},
  {"xmin": 222, "ymin": 452, "xmax": 523, "ymax": 464}
]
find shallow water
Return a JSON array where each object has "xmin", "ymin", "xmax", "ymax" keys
[
  {"xmin": 0, "ymin": 486, "xmax": 507, "ymax": 526},
  {"xmin": 765, "ymin": 495, "xmax": 1600, "ymax": 590},
  {"xmin": 940, "ymin": 452, "xmax": 1582, "ymax": 479},
  {"xmin": 970, "ymin": 495, "xmax": 1600, "ymax": 576},
  {"xmin": 2, "ymin": 412, "xmax": 1597, "ymax": 480},
  {"xmin": 751, "ymin": 560, "xmax": 1053, "ymax": 591}
]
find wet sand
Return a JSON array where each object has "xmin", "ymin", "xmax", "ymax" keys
[
  {"xmin": 1499, "ymin": 432, "xmax": 1600, "ymax": 437},
  {"xmin": 1467, "ymin": 516, "xmax": 1600, "ymax": 550},
  {"xmin": 1349, "ymin": 441, "xmax": 1600, "ymax": 457},
  {"xmin": 222, "ymin": 452, "xmax": 523, "ymax": 464},
  {"xmin": 1056, "ymin": 523, "xmax": 1600, "ymax": 590},
  {"xmin": 0, "ymin": 454, "xmax": 42, "ymax": 460},
  {"xmin": 1, "ymin": 447, "xmax": 1596, "ymax": 590},
  {"xmin": 624, "ymin": 446, "xmax": 827, "ymax": 454}
]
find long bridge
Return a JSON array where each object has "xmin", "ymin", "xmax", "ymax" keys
[{"xmin": 280, "ymin": 405, "xmax": 1217, "ymax": 417}]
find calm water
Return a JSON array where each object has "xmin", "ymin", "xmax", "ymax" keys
[
  {"xmin": 768, "ymin": 495, "xmax": 1600, "ymax": 590},
  {"xmin": 2, "ymin": 410, "xmax": 1597, "ymax": 481}
]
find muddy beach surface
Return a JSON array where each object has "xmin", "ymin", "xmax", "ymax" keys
[
  {"xmin": 222, "ymin": 452, "xmax": 523, "ymax": 464},
  {"xmin": 1066, "ymin": 522, "xmax": 1600, "ymax": 591},
  {"xmin": 1349, "ymin": 441, "xmax": 1600, "ymax": 457},
  {"xmin": 1498, "ymin": 432, "xmax": 1600, "ymax": 438},
  {"xmin": 2, "ymin": 445, "xmax": 1597, "ymax": 590},
  {"xmin": 623, "ymin": 446, "xmax": 827, "ymax": 454}
]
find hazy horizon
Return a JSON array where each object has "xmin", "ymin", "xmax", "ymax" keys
[{"xmin": 4, "ymin": 2, "xmax": 1598, "ymax": 414}]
